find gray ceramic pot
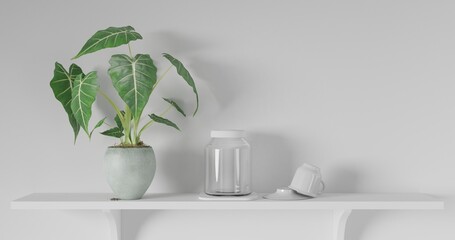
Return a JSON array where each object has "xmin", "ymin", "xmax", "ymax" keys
[{"xmin": 104, "ymin": 146, "xmax": 156, "ymax": 200}]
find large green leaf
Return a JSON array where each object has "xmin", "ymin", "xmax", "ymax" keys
[
  {"xmin": 71, "ymin": 72, "xmax": 99, "ymax": 135},
  {"xmin": 50, "ymin": 62, "xmax": 84, "ymax": 142},
  {"xmin": 72, "ymin": 26, "xmax": 142, "ymax": 59},
  {"xmin": 163, "ymin": 98, "xmax": 186, "ymax": 117},
  {"xmin": 162, "ymin": 53, "xmax": 199, "ymax": 116},
  {"xmin": 101, "ymin": 127, "xmax": 124, "ymax": 138},
  {"xmin": 108, "ymin": 54, "xmax": 157, "ymax": 120},
  {"xmin": 149, "ymin": 114, "xmax": 180, "ymax": 131}
]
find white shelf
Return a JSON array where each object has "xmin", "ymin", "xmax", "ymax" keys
[
  {"xmin": 11, "ymin": 192, "xmax": 443, "ymax": 210},
  {"xmin": 11, "ymin": 193, "xmax": 444, "ymax": 240}
]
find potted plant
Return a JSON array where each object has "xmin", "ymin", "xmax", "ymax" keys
[{"xmin": 50, "ymin": 26, "xmax": 199, "ymax": 200}]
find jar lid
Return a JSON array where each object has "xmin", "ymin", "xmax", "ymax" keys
[{"xmin": 211, "ymin": 130, "xmax": 245, "ymax": 138}]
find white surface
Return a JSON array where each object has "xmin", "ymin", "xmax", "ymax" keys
[
  {"xmin": 198, "ymin": 192, "xmax": 259, "ymax": 201},
  {"xmin": 2, "ymin": 1, "xmax": 455, "ymax": 240},
  {"xmin": 264, "ymin": 188, "xmax": 313, "ymax": 201},
  {"xmin": 11, "ymin": 193, "xmax": 443, "ymax": 210}
]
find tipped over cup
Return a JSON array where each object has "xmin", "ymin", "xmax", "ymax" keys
[{"xmin": 289, "ymin": 163, "xmax": 325, "ymax": 197}]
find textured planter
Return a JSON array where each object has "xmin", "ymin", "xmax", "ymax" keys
[{"xmin": 104, "ymin": 146, "xmax": 156, "ymax": 200}]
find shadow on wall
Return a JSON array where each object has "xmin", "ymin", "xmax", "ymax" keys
[
  {"xmin": 325, "ymin": 164, "xmax": 360, "ymax": 193},
  {"xmin": 156, "ymin": 147, "xmax": 205, "ymax": 193},
  {"xmin": 190, "ymin": 57, "xmax": 246, "ymax": 110},
  {"xmin": 144, "ymin": 31, "xmax": 209, "ymax": 56},
  {"xmin": 145, "ymin": 30, "xmax": 249, "ymax": 110},
  {"xmin": 249, "ymin": 132, "xmax": 295, "ymax": 193},
  {"xmin": 347, "ymin": 211, "xmax": 378, "ymax": 240},
  {"xmin": 122, "ymin": 210, "xmax": 165, "ymax": 240}
]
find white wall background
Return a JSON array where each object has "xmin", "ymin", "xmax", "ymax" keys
[{"xmin": 1, "ymin": 0, "xmax": 454, "ymax": 239}]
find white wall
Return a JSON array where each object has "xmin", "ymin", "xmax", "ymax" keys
[{"xmin": 1, "ymin": 0, "xmax": 454, "ymax": 239}]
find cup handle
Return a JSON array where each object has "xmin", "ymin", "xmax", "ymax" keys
[{"xmin": 318, "ymin": 180, "xmax": 325, "ymax": 194}]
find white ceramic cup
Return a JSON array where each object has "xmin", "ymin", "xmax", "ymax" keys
[{"xmin": 289, "ymin": 163, "xmax": 325, "ymax": 197}]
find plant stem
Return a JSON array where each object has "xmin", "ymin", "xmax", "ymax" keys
[
  {"xmin": 153, "ymin": 65, "xmax": 172, "ymax": 89},
  {"xmin": 137, "ymin": 105, "xmax": 173, "ymax": 137},
  {"xmin": 133, "ymin": 117, "xmax": 140, "ymax": 144},
  {"xmin": 124, "ymin": 105, "xmax": 132, "ymax": 144},
  {"xmin": 128, "ymin": 43, "xmax": 133, "ymax": 58},
  {"xmin": 98, "ymin": 90, "xmax": 125, "ymax": 126}
]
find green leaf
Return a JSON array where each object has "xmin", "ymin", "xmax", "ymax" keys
[
  {"xmin": 114, "ymin": 111, "xmax": 125, "ymax": 129},
  {"xmin": 72, "ymin": 26, "xmax": 142, "ymax": 59},
  {"xmin": 69, "ymin": 64, "xmax": 85, "ymax": 79},
  {"xmin": 100, "ymin": 127, "xmax": 124, "ymax": 138},
  {"xmin": 162, "ymin": 53, "xmax": 199, "ymax": 116},
  {"xmin": 71, "ymin": 72, "xmax": 99, "ymax": 135},
  {"xmin": 89, "ymin": 117, "xmax": 106, "ymax": 138},
  {"xmin": 148, "ymin": 114, "xmax": 180, "ymax": 131},
  {"xmin": 50, "ymin": 62, "xmax": 84, "ymax": 142},
  {"xmin": 108, "ymin": 54, "xmax": 157, "ymax": 120},
  {"xmin": 163, "ymin": 98, "xmax": 186, "ymax": 117}
]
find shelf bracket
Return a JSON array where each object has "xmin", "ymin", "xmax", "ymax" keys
[
  {"xmin": 333, "ymin": 209, "xmax": 352, "ymax": 240},
  {"xmin": 103, "ymin": 210, "xmax": 122, "ymax": 240}
]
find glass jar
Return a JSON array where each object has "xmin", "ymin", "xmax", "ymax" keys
[{"xmin": 205, "ymin": 130, "xmax": 251, "ymax": 196}]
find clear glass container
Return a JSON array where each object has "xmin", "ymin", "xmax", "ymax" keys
[{"xmin": 205, "ymin": 130, "xmax": 251, "ymax": 196}]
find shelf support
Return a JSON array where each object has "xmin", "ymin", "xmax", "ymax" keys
[
  {"xmin": 103, "ymin": 210, "xmax": 122, "ymax": 240},
  {"xmin": 333, "ymin": 209, "xmax": 352, "ymax": 240}
]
